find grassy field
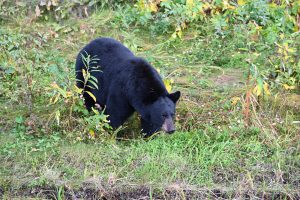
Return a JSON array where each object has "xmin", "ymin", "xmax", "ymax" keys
[{"xmin": 1, "ymin": 6, "xmax": 300, "ymax": 200}]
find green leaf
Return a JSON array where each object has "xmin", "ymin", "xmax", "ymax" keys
[
  {"xmin": 90, "ymin": 76, "xmax": 98, "ymax": 83},
  {"xmin": 15, "ymin": 116, "xmax": 24, "ymax": 124},
  {"xmin": 88, "ymin": 79, "xmax": 99, "ymax": 90},
  {"xmin": 55, "ymin": 110, "xmax": 60, "ymax": 126}
]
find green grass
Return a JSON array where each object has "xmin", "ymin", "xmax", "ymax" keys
[
  {"xmin": 1, "ymin": 6, "xmax": 300, "ymax": 199},
  {"xmin": 1, "ymin": 127, "xmax": 299, "ymax": 198},
  {"xmin": 1, "ymin": 131, "xmax": 299, "ymax": 197}
]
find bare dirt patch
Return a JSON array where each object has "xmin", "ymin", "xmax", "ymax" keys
[
  {"xmin": 211, "ymin": 69, "xmax": 245, "ymax": 88},
  {"xmin": 2, "ymin": 185, "xmax": 299, "ymax": 200}
]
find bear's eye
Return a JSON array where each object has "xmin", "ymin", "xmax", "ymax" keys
[{"xmin": 162, "ymin": 114, "xmax": 168, "ymax": 118}]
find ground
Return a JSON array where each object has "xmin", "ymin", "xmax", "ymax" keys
[{"xmin": 0, "ymin": 8, "xmax": 300, "ymax": 200}]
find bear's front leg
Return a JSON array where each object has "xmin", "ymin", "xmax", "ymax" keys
[
  {"xmin": 141, "ymin": 118, "xmax": 159, "ymax": 138},
  {"xmin": 105, "ymin": 93, "xmax": 134, "ymax": 128},
  {"xmin": 83, "ymin": 90, "xmax": 95, "ymax": 111}
]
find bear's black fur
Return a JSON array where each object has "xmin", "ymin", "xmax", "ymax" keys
[{"xmin": 75, "ymin": 37, "xmax": 180, "ymax": 137}]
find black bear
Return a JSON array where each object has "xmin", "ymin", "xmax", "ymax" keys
[{"xmin": 75, "ymin": 37, "xmax": 180, "ymax": 137}]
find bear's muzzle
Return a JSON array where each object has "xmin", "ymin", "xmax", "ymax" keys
[{"xmin": 161, "ymin": 118, "xmax": 175, "ymax": 134}]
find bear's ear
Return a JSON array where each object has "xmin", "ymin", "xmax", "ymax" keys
[{"xmin": 168, "ymin": 91, "xmax": 181, "ymax": 103}]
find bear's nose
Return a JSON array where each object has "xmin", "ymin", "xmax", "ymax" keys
[
  {"xmin": 161, "ymin": 118, "xmax": 176, "ymax": 134},
  {"xmin": 166, "ymin": 129, "xmax": 175, "ymax": 134}
]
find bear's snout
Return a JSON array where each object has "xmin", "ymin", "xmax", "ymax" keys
[
  {"xmin": 162, "ymin": 118, "xmax": 175, "ymax": 134},
  {"xmin": 166, "ymin": 129, "xmax": 175, "ymax": 134}
]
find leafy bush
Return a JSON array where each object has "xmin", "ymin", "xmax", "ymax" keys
[
  {"xmin": 0, "ymin": 0, "xmax": 134, "ymax": 22},
  {"xmin": 114, "ymin": 0, "xmax": 299, "ymax": 89},
  {"xmin": 0, "ymin": 27, "xmax": 112, "ymax": 141},
  {"xmin": 1, "ymin": 0, "xmax": 299, "ymax": 140}
]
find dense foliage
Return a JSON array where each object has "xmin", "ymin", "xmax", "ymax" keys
[
  {"xmin": 1, "ymin": 0, "xmax": 299, "ymax": 91},
  {"xmin": 122, "ymin": 0, "xmax": 300, "ymax": 90}
]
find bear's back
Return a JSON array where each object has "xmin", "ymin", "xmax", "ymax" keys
[
  {"xmin": 85, "ymin": 37, "xmax": 134, "ymax": 70},
  {"xmin": 75, "ymin": 37, "xmax": 167, "ymax": 104},
  {"xmin": 75, "ymin": 37, "xmax": 134, "ymax": 88}
]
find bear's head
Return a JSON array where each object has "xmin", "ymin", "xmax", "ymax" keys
[{"xmin": 141, "ymin": 91, "xmax": 181, "ymax": 137}]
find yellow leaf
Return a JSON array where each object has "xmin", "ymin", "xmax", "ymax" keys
[
  {"xmin": 89, "ymin": 130, "xmax": 95, "ymax": 139},
  {"xmin": 237, "ymin": 0, "xmax": 246, "ymax": 5},
  {"xmin": 85, "ymin": 91, "xmax": 96, "ymax": 102},
  {"xmin": 171, "ymin": 31, "xmax": 177, "ymax": 39},
  {"xmin": 269, "ymin": 2, "xmax": 277, "ymax": 8},
  {"xmin": 252, "ymin": 85, "xmax": 257, "ymax": 95},
  {"xmin": 255, "ymin": 26, "xmax": 262, "ymax": 33},
  {"xmin": 136, "ymin": 0, "xmax": 145, "ymax": 10},
  {"xmin": 287, "ymin": 48, "xmax": 296, "ymax": 53},
  {"xmin": 181, "ymin": 22, "xmax": 187, "ymax": 29},
  {"xmin": 294, "ymin": 24, "xmax": 299, "ymax": 32},
  {"xmin": 50, "ymin": 82, "xmax": 68, "ymax": 98},
  {"xmin": 284, "ymin": 54, "xmax": 290, "ymax": 60},
  {"xmin": 279, "ymin": 33, "xmax": 284, "ymax": 39},
  {"xmin": 66, "ymin": 91, "xmax": 72, "ymax": 97},
  {"xmin": 283, "ymin": 84, "xmax": 296, "ymax": 90},
  {"xmin": 263, "ymin": 82, "xmax": 271, "ymax": 95},
  {"xmin": 203, "ymin": 2, "xmax": 211, "ymax": 10},
  {"xmin": 257, "ymin": 86, "xmax": 262, "ymax": 96},
  {"xmin": 52, "ymin": 93, "xmax": 60, "ymax": 104},
  {"xmin": 164, "ymin": 79, "xmax": 172, "ymax": 93},
  {"xmin": 199, "ymin": 7, "xmax": 205, "ymax": 15},
  {"xmin": 223, "ymin": 0, "xmax": 236, "ymax": 10},
  {"xmin": 91, "ymin": 107, "xmax": 99, "ymax": 115},
  {"xmin": 231, "ymin": 97, "xmax": 240, "ymax": 106},
  {"xmin": 74, "ymin": 85, "xmax": 83, "ymax": 94},
  {"xmin": 149, "ymin": 2, "xmax": 158, "ymax": 12},
  {"xmin": 82, "ymin": 69, "xmax": 87, "ymax": 79},
  {"xmin": 253, "ymin": 85, "xmax": 262, "ymax": 96},
  {"xmin": 177, "ymin": 29, "xmax": 182, "ymax": 39},
  {"xmin": 186, "ymin": 0, "xmax": 194, "ymax": 9},
  {"xmin": 51, "ymin": 82, "xmax": 59, "ymax": 89}
]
